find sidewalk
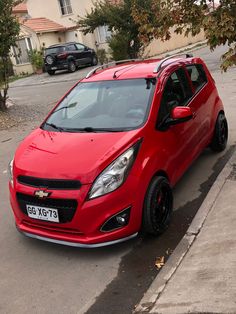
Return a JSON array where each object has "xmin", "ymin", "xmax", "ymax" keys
[{"xmin": 135, "ymin": 150, "xmax": 236, "ymax": 314}]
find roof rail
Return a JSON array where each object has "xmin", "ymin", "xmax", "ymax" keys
[
  {"xmin": 153, "ymin": 53, "xmax": 193, "ymax": 74},
  {"xmin": 85, "ymin": 58, "xmax": 143, "ymax": 79}
]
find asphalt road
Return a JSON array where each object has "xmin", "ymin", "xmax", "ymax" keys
[{"xmin": 0, "ymin": 45, "xmax": 235, "ymax": 314}]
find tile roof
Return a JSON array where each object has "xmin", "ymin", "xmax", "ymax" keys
[
  {"xmin": 22, "ymin": 17, "xmax": 66, "ymax": 33},
  {"xmin": 13, "ymin": 3, "xmax": 28, "ymax": 13}
]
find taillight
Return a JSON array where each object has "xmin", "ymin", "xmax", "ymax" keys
[{"xmin": 58, "ymin": 52, "xmax": 68, "ymax": 59}]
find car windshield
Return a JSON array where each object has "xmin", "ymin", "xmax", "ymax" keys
[
  {"xmin": 43, "ymin": 79, "xmax": 156, "ymax": 132},
  {"xmin": 45, "ymin": 46, "xmax": 65, "ymax": 55}
]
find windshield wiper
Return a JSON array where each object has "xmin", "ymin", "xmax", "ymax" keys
[
  {"xmin": 50, "ymin": 102, "xmax": 78, "ymax": 115},
  {"xmin": 44, "ymin": 122, "xmax": 65, "ymax": 132},
  {"xmin": 65, "ymin": 127, "xmax": 122, "ymax": 133}
]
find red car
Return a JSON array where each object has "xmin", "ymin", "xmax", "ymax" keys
[{"xmin": 9, "ymin": 55, "xmax": 228, "ymax": 247}]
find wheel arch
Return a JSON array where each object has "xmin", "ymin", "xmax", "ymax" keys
[
  {"xmin": 67, "ymin": 56, "xmax": 75, "ymax": 62},
  {"xmin": 153, "ymin": 170, "xmax": 169, "ymax": 181}
]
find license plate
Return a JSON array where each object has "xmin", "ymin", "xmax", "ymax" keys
[
  {"xmin": 26, "ymin": 205, "xmax": 59, "ymax": 223},
  {"xmin": 51, "ymin": 67, "xmax": 57, "ymax": 70}
]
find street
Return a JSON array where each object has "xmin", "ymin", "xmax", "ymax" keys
[{"xmin": 0, "ymin": 45, "xmax": 236, "ymax": 314}]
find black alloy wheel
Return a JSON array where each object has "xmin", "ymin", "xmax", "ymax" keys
[
  {"xmin": 210, "ymin": 113, "xmax": 228, "ymax": 152},
  {"xmin": 142, "ymin": 176, "xmax": 173, "ymax": 236},
  {"xmin": 68, "ymin": 61, "xmax": 76, "ymax": 73}
]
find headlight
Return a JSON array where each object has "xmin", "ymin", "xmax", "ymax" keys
[
  {"xmin": 89, "ymin": 141, "xmax": 141, "ymax": 199},
  {"xmin": 8, "ymin": 159, "xmax": 14, "ymax": 186}
]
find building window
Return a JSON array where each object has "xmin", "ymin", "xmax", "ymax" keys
[
  {"xmin": 12, "ymin": 38, "xmax": 32, "ymax": 65},
  {"xmin": 97, "ymin": 26, "xmax": 111, "ymax": 43},
  {"xmin": 58, "ymin": 0, "xmax": 72, "ymax": 15}
]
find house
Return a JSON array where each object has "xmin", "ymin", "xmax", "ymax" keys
[
  {"xmin": 11, "ymin": 0, "xmax": 110, "ymax": 75},
  {"xmin": 11, "ymin": 0, "xmax": 205, "ymax": 75}
]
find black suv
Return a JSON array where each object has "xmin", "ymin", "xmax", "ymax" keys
[{"xmin": 44, "ymin": 42, "xmax": 98, "ymax": 75}]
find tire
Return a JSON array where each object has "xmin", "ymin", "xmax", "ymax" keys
[
  {"xmin": 45, "ymin": 55, "xmax": 54, "ymax": 65},
  {"xmin": 47, "ymin": 70, "xmax": 55, "ymax": 75},
  {"xmin": 91, "ymin": 56, "xmax": 98, "ymax": 66},
  {"xmin": 142, "ymin": 176, "xmax": 173, "ymax": 236},
  {"xmin": 68, "ymin": 61, "xmax": 76, "ymax": 73},
  {"xmin": 210, "ymin": 113, "xmax": 228, "ymax": 152}
]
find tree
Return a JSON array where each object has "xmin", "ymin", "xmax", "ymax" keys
[
  {"xmin": 77, "ymin": 0, "xmax": 153, "ymax": 60},
  {"xmin": 132, "ymin": 0, "xmax": 236, "ymax": 71},
  {"xmin": 0, "ymin": 0, "xmax": 22, "ymax": 111}
]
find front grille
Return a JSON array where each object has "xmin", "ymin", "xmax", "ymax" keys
[
  {"xmin": 16, "ymin": 193, "xmax": 77, "ymax": 223},
  {"xmin": 17, "ymin": 175, "xmax": 81, "ymax": 190}
]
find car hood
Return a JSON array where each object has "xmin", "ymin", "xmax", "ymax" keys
[{"xmin": 14, "ymin": 128, "xmax": 141, "ymax": 184}]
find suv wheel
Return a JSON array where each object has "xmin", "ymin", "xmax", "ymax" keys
[
  {"xmin": 142, "ymin": 176, "xmax": 173, "ymax": 236},
  {"xmin": 68, "ymin": 61, "xmax": 76, "ymax": 73},
  {"xmin": 91, "ymin": 56, "xmax": 98, "ymax": 66},
  {"xmin": 210, "ymin": 113, "xmax": 228, "ymax": 152},
  {"xmin": 47, "ymin": 70, "xmax": 55, "ymax": 75}
]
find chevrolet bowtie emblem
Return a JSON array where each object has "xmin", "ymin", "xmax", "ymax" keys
[{"xmin": 34, "ymin": 190, "xmax": 50, "ymax": 199}]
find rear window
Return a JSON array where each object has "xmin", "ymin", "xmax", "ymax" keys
[
  {"xmin": 186, "ymin": 64, "xmax": 207, "ymax": 92},
  {"xmin": 45, "ymin": 46, "xmax": 66, "ymax": 55}
]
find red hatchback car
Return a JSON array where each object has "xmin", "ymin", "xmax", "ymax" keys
[{"xmin": 9, "ymin": 55, "xmax": 228, "ymax": 247}]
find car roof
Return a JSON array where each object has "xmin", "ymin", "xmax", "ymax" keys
[
  {"xmin": 82, "ymin": 56, "xmax": 204, "ymax": 82},
  {"xmin": 46, "ymin": 42, "xmax": 79, "ymax": 48}
]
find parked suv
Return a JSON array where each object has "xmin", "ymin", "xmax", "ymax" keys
[
  {"xmin": 44, "ymin": 42, "xmax": 98, "ymax": 75},
  {"xmin": 9, "ymin": 55, "xmax": 228, "ymax": 247}
]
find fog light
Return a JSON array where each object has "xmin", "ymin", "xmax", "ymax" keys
[
  {"xmin": 116, "ymin": 216, "xmax": 126, "ymax": 226},
  {"xmin": 101, "ymin": 207, "xmax": 131, "ymax": 232}
]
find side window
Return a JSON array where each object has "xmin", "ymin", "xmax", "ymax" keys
[
  {"xmin": 186, "ymin": 64, "xmax": 207, "ymax": 92},
  {"xmin": 157, "ymin": 68, "xmax": 192, "ymax": 125},
  {"xmin": 76, "ymin": 44, "xmax": 85, "ymax": 52},
  {"xmin": 67, "ymin": 44, "xmax": 76, "ymax": 51}
]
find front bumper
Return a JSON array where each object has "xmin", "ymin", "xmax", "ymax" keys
[
  {"xmin": 18, "ymin": 228, "xmax": 138, "ymax": 248},
  {"xmin": 10, "ymin": 173, "xmax": 144, "ymax": 246}
]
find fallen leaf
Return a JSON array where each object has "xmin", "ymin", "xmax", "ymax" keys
[{"xmin": 155, "ymin": 256, "xmax": 165, "ymax": 269}]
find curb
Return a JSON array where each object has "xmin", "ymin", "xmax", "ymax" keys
[
  {"xmin": 134, "ymin": 148, "xmax": 236, "ymax": 313},
  {"xmin": 9, "ymin": 75, "xmax": 82, "ymax": 89},
  {"xmin": 151, "ymin": 40, "xmax": 207, "ymax": 59}
]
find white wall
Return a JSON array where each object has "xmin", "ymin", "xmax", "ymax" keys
[{"xmin": 26, "ymin": 0, "xmax": 97, "ymax": 48}]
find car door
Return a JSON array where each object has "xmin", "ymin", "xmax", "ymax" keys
[
  {"xmin": 75, "ymin": 43, "xmax": 91, "ymax": 65},
  {"xmin": 155, "ymin": 66, "xmax": 197, "ymax": 184},
  {"xmin": 67, "ymin": 44, "xmax": 77, "ymax": 60}
]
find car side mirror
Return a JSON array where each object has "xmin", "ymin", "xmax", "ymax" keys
[
  {"xmin": 171, "ymin": 106, "xmax": 193, "ymax": 122},
  {"xmin": 158, "ymin": 106, "xmax": 193, "ymax": 131}
]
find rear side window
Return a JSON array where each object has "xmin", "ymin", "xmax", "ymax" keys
[
  {"xmin": 67, "ymin": 44, "xmax": 76, "ymax": 51},
  {"xmin": 45, "ymin": 46, "xmax": 65, "ymax": 55},
  {"xmin": 186, "ymin": 64, "xmax": 207, "ymax": 92}
]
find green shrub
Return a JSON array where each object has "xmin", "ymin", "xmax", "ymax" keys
[
  {"xmin": 28, "ymin": 49, "xmax": 43, "ymax": 71},
  {"xmin": 108, "ymin": 33, "xmax": 129, "ymax": 61}
]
